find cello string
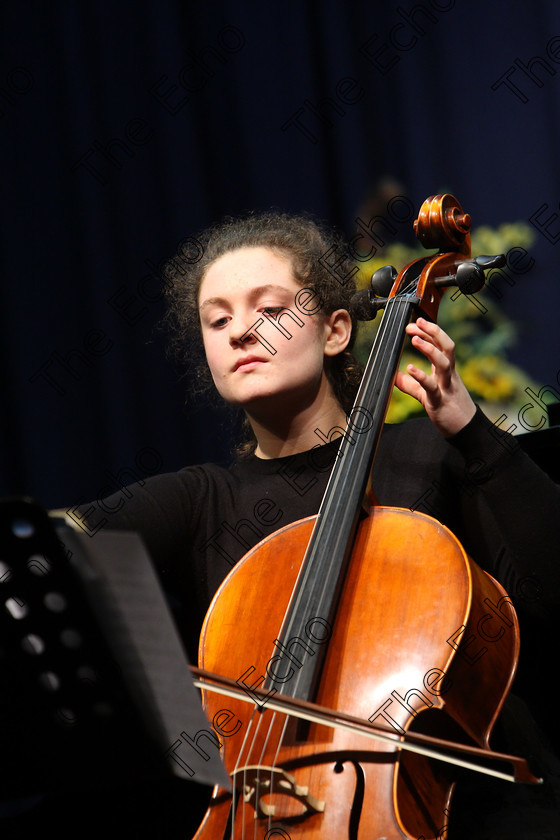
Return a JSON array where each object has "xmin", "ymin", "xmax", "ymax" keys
[
  {"xmin": 249, "ymin": 290, "xmax": 413, "ymax": 835},
  {"xmin": 250, "ymin": 709, "xmax": 282, "ymax": 838},
  {"xmin": 255, "ymin": 278, "xmax": 448, "ymax": 836},
  {"xmin": 237, "ymin": 707, "xmax": 289, "ymax": 836},
  {"xmin": 242, "ymin": 706, "xmax": 292, "ymax": 837},
  {"xmin": 230, "ymin": 705, "xmax": 262, "ymax": 839},
  {"xmin": 235, "ymin": 281, "xmax": 418, "ymax": 837},
  {"xmin": 266, "ymin": 713, "xmax": 291, "ymax": 834},
  {"xmin": 383, "ymin": 284, "xmax": 419, "ymax": 371},
  {"xmin": 239, "ymin": 712, "xmax": 267, "ymax": 840},
  {"xmin": 268, "ymin": 282, "xmax": 418, "ymax": 713}
]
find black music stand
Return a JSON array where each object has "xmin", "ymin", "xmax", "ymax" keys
[{"xmin": 0, "ymin": 496, "xmax": 229, "ymax": 804}]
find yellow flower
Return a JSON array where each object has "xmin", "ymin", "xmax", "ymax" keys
[{"xmin": 458, "ymin": 356, "xmax": 517, "ymax": 401}]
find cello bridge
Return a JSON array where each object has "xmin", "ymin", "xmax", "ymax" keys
[{"xmin": 232, "ymin": 765, "xmax": 325, "ymax": 820}]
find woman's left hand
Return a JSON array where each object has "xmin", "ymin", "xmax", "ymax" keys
[{"xmin": 394, "ymin": 318, "xmax": 476, "ymax": 438}]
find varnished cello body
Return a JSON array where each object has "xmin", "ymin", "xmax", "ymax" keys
[{"xmin": 193, "ymin": 196, "xmax": 525, "ymax": 840}]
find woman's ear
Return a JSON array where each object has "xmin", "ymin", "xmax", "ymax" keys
[{"xmin": 323, "ymin": 309, "xmax": 353, "ymax": 357}]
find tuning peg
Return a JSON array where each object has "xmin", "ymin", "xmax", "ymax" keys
[
  {"xmin": 371, "ymin": 265, "xmax": 397, "ymax": 297},
  {"xmin": 349, "ymin": 264, "xmax": 397, "ymax": 321},
  {"xmin": 433, "ymin": 253, "xmax": 506, "ymax": 294},
  {"xmin": 473, "ymin": 254, "xmax": 506, "ymax": 271},
  {"xmin": 349, "ymin": 289, "xmax": 387, "ymax": 321}
]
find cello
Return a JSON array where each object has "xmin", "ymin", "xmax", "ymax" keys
[{"xmin": 192, "ymin": 195, "xmax": 539, "ymax": 839}]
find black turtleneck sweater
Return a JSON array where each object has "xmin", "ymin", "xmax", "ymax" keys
[{"xmin": 57, "ymin": 407, "xmax": 560, "ymax": 838}]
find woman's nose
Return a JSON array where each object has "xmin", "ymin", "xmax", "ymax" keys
[{"xmin": 229, "ymin": 315, "xmax": 260, "ymax": 345}]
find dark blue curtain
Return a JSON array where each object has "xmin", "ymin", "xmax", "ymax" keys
[{"xmin": 2, "ymin": 0, "xmax": 560, "ymax": 510}]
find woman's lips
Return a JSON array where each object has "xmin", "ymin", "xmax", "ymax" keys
[{"xmin": 233, "ymin": 356, "xmax": 268, "ymax": 372}]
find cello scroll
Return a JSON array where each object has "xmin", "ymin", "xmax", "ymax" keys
[{"xmin": 354, "ymin": 194, "xmax": 506, "ymax": 322}]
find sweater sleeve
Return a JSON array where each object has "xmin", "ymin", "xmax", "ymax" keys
[
  {"xmin": 70, "ymin": 466, "xmax": 220, "ymax": 661},
  {"xmin": 70, "ymin": 467, "xmax": 211, "ymax": 585},
  {"xmin": 447, "ymin": 406, "xmax": 560, "ymax": 621}
]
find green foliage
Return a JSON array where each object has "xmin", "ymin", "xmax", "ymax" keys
[{"xmin": 354, "ymin": 223, "xmax": 540, "ymax": 425}]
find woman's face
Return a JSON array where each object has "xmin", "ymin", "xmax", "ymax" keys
[{"xmin": 198, "ymin": 246, "xmax": 348, "ymax": 415}]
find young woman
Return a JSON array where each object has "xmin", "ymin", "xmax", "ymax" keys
[{"xmin": 76, "ymin": 211, "xmax": 560, "ymax": 837}]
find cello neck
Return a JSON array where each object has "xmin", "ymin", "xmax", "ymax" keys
[
  {"xmin": 267, "ymin": 193, "xmax": 476, "ymax": 704},
  {"xmin": 269, "ymin": 289, "xmax": 419, "ymax": 702}
]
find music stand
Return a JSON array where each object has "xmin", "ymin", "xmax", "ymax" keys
[{"xmin": 0, "ymin": 496, "xmax": 229, "ymax": 802}]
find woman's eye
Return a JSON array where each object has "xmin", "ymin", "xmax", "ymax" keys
[
  {"xmin": 262, "ymin": 307, "xmax": 283, "ymax": 317},
  {"xmin": 211, "ymin": 316, "xmax": 229, "ymax": 328}
]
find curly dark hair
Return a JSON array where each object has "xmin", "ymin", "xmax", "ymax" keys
[{"xmin": 162, "ymin": 210, "xmax": 363, "ymax": 456}]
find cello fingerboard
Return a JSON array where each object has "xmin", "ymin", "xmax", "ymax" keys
[{"xmin": 268, "ymin": 291, "xmax": 419, "ymax": 703}]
